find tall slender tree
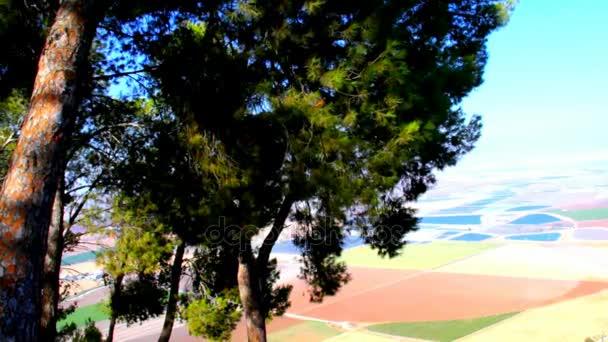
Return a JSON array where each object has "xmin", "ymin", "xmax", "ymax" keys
[
  {"xmin": 0, "ymin": 1, "xmax": 106, "ymax": 339},
  {"xmin": 97, "ymin": 197, "xmax": 173, "ymax": 342},
  {"xmin": 39, "ymin": 179, "xmax": 64, "ymax": 340},
  {"xmin": 107, "ymin": 113, "xmax": 232, "ymax": 341},
  {"xmin": 0, "ymin": 1, "xmax": 209, "ymax": 337}
]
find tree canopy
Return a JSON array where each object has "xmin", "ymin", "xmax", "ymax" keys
[
  {"xmin": 0, "ymin": 0, "xmax": 513, "ymax": 340},
  {"xmin": 106, "ymin": 1, "xmax": 511, "ymax": 340}
]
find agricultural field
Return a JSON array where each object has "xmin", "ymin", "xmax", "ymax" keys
[{"xmin": 60, "ymin": 168, "xmax": 608, "ymax": 341}]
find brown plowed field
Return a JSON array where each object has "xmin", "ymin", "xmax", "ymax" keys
[{"xmin": 286, "ymin": 267, "xmax": 608, "ymax": 323}]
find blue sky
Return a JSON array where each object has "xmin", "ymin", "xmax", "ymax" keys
[{"xmin": 452, "ymin": 0, "xmax": 608, "ymax": 172}]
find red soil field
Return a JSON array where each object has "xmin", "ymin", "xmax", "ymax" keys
[
  {"xmin": 578, "ymin": 220, "xmax": 608, "ymax": 228},
  {"xmin": 287, "ymin": 267, "xmax": 608, "ymax": 323},
  {"xmin": 286, "ymin": 267, "xmax": 419, "ymax": 312},
  {"xmin": 136, "ymin": 267, "xmax": 608, "ymax": 341},
  {"xmin": 129, "ymin": 268, "xmax": 413, "ymax": 341}
]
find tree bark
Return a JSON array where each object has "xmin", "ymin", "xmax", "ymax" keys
[
  {"xmin": 158, "ymin": 241, "xmax": 186, "ymax": 342},
  {"xmin": 0, "ymin": 1, "xmax": 103, "ymax": 340},
  {"xmin": 39, "ymin": 179, "xmax": 65, "ymax": 341},
  {"xmin": 237, "ymin": 241, "xmax": 267, "ymax": 342},
  {"xmin": 257, "ymin": 194, "xmax": 294, "ymax": 270},
  {"xmin": 255, "ymin": 194, "xmax": 294, "ymax": 319},
  {"xmin": 106, "ymin": 273, "xmax": 124, "ymax": 342}
]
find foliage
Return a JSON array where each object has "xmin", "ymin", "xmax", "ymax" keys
[
  {"xmin": 190, "ymin": 244, "xmax": 239, "ymax": 296},
  {"xmin": 126, "ymin": 1, "xmax": 515, "ymax": 339},
  {"xmin": 145, "ymin": 0, "xmax": 511, "ymax": 287},
  {"xmin": 55, "ymin": 298, "xmax": 77, "ymax": 329},
  {"xmin": 188, "ymin": 243, "xmax": 293, "ymax": 329},
  {"xmin": 98, "ymin": 224, "xmax": 172, "ymax": 277},
  {"xmin": 0, "ymin": 88, "xmax": 25, "ymax": 178},
  {"xmin": 182, "ymin": 289, "xmax": 242, "ymax": 341},
  {"xmin": 56, "ymin": 323, "xmax": 79, "ymax": 342},
  {"xmin": 97, "ymin": 195, "xmax": 174, "ymax": 275},
  {"xmin": 78, "ymin": 322, "xmax": 103, "ymax": 342},
  {"xmin": 0, "ymin": 0, "xmax": 57, "ymax": 98},
  {"xmin": 111, "ymin": 274, "xmax": 167, "ymax": 325},
  {"xmin": 293, "ymin": 214, "xmax": 351, "ymax": 302},
  {"xmin": 0, "ymin": 0, "xmax": 514, "ymax": 339},
  {"xmin": 57, "ymin": 319, "xmax": 103, "ymax": 342},
  {"xmin": 260, "ymin": 258, "xmax": 293, "ymax": 317},
  {"xmin": 96, "ymin": 200, "xmax": 174, "ymax": 327}
]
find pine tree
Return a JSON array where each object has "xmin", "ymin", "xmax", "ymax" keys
[
  {"xmin": 0, "ymin": 1, "xmax": 106, "ymax": 338},
  {"xmin": 147, "ymin": 1, "xmax": 513, "ymax": 341}
]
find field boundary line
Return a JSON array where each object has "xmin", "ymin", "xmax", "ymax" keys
[
  {"xmin": 63, "ymin": 285, "xmax": 107, "ymax": 303},
  {"xmin": 320, "ymin": 322, "xmax": 433, "ymax": 342},
  {"xmin": 363, "ymin": 327, "xmax": 435, "ymax": 341},
  {"xmin": 321, "ymin": 326, "xmax": 366, "ymax": 342},
  {"xmin": 289, "ymin": 244, "xmax": 503, "ymax": 315},
  {"xmin": 284, "ymin": 312, "xmax": 350, "ymax": 326},
  {"xmin": 284, "ymin": 312, "xmax": 430, "ymax": 341}
]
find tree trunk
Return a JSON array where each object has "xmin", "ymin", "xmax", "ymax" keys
[
  {"xmin": 237, "ymin": 241, "xmax": 267, "ymax": 342},
  {"xmin": 257, "ymin": 194, "xmax": 294, "ymax": 270},
  {"xmin": 39, "ymin": 179, "xmax": 65, "ymax": 341},
  {"xmin": 158, "ymin": 241, "xmax": 186, "ymax": 342},
  {"xmin": 255, "ymin": 195, "xmax": 293, "ymax": 319},
  {"xmin": 0, "ymin": 1, "xmax": 103, "ymax": 339},
  {"xmin": 106, "ymin": 273, "xmax": 124, "ymax": 342}
]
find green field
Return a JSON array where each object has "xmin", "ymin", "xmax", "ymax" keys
[
  {"xmin": 58, "ymin": 303, "xmax": 109, "ymax": 329},
  {"xmin": 268, "ymin": 321, "xmax": 341, "ymax": 342},
  {"xmin": 62, "ymin": 249, "xmax": 108, "ymax": 266},
  {"xmin": 341, "ymin": 242, "xmax": 499, "ymax": 270},
  {"xmin": 367, "ymin": 312, "xmax": 519, "ymax": 341},
  {"xmin": 551, "ymin": 208, "xmax": 608, "ymax": 221}
]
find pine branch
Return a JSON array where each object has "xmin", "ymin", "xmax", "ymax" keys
[{"xmin": 92, "ymin": 66, "xmax": 157, "ymax": 80}]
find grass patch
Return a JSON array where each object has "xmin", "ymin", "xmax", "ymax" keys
[
  {"xmin": 341, "ymin": 242, "xmax": 499, "ymax": 270},
  {"xmin": 268, "ymin": 321, "xmax": 341, "ymax": 342},
  {"xmin": 551, "ymin": 208, "xmax": 608, "ymax": 221},
  {"xmin": 368, "ymin": 312, "xmax": 519, "ymax": 341},
  {"xmin": 58, "ymin": 303, "xmax": 109, "ymax": 329}
]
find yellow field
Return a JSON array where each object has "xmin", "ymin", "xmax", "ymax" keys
[
  {"xmin": 62, "ymin": 260, "xmax": 100, "ymax": 274},
  {"xmin": 440, "ymin": 244, "xmax": 608, "ymax": 281},
  {"xmin": 458, "ymin": 290, "xmax": 608, "ymax": 342},
  {"xmin": 327, "ymin": 330, "xmax": 410, "ymax": 342},
  {"xmin": 341, "ymin": 242, "xmax": 499, "ymax": 270},
  {"xmin": 61, "ymin": 261, "xmax": 103, "ymax": 295}
]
